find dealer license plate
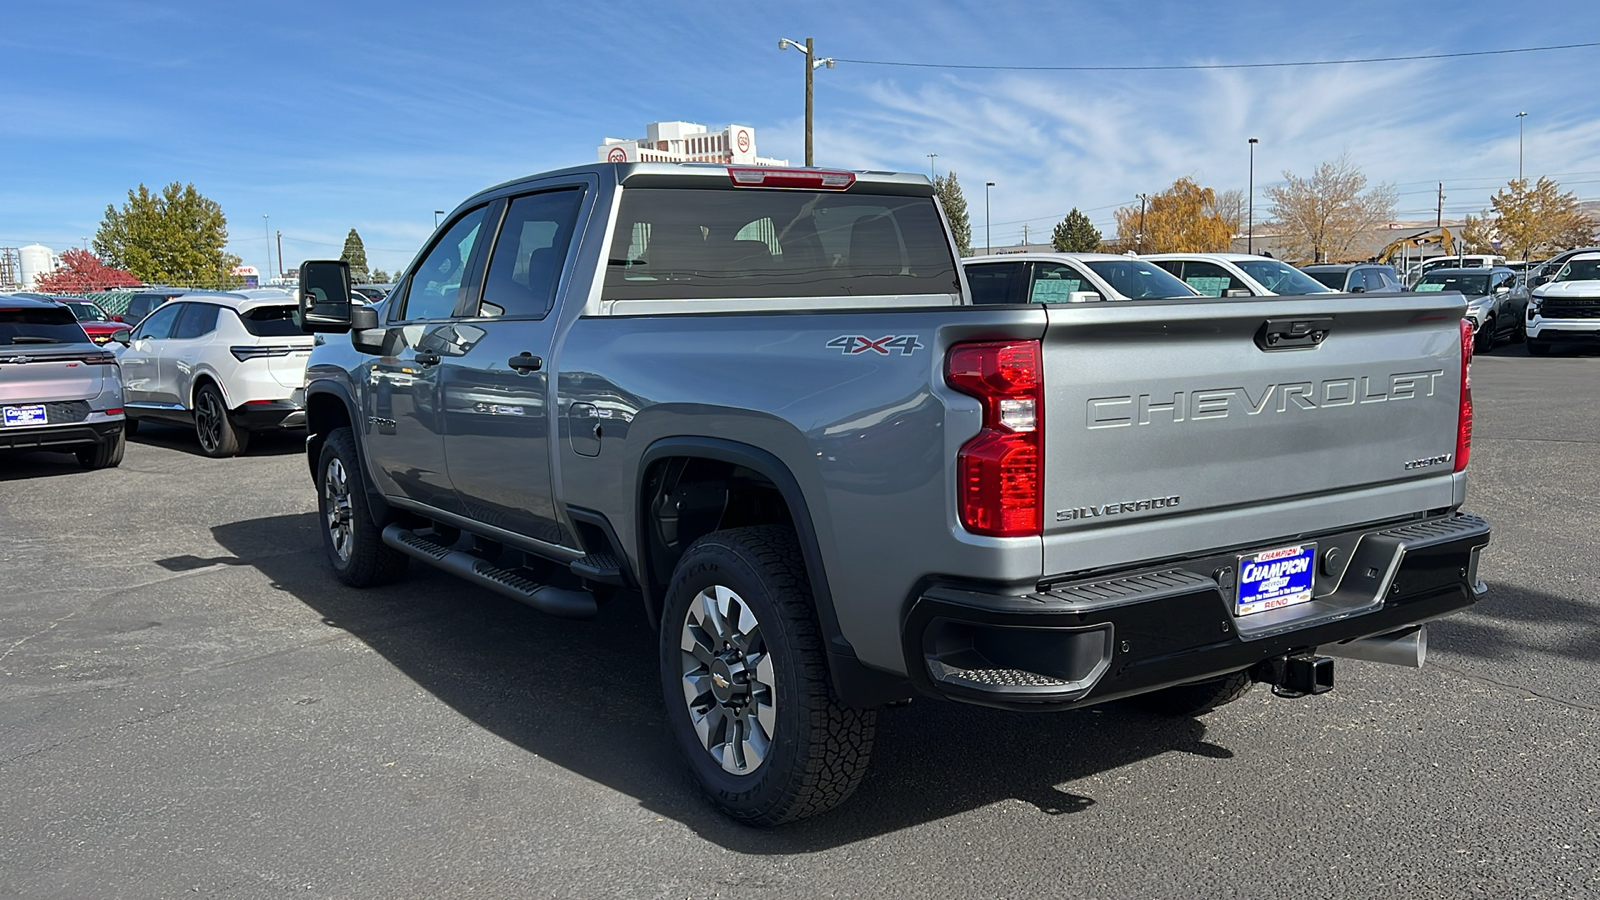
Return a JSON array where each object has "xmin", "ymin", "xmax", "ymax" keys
[
  {"xmin": 3, "ymin": 405, "xmax": 47, "ymax": 427},
  {"xmin": 1236, "ymin": 543, "xmax": 1317, "ymax": 616}
]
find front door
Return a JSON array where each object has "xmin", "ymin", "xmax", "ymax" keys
[
  {"xmin": 362, "ymin": 205, "xmax": 491, "ymax": 515},
  {"xmin": 120, "ymin": 302, "xmax": 181, "ymax": 409},
  {"xmin": 440, "ymin": 187, "xmax": 587, "ymax": 546}
]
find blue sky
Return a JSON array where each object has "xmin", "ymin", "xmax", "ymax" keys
[{"xmin": 4, "ymin": 0, "xmax": 1599, "ymax": 276}]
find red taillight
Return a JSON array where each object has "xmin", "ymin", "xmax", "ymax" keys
[
  {"xmin": 1455, "ymin": 318, "xmax": 1472, "ymax": 472},
  {"xmin": 727, "ymin": 167, "xmax": 855, "ymax": 190},
  {"xmin": 105, "ymin": 408, "xmax": 123, "ymax": 416},
  {"xmin": 946, "ymin": 341, "xmax": 1043, "ymax": 537}
]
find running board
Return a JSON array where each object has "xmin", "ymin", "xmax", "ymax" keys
[{"xmin": 381, "ymin": 524, "xmax": 597, "ymax": 620}]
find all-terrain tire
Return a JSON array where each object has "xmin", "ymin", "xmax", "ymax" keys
[
  {"xmin": 75, "ymin": 428, "xmax": 125, "ymax": 470},
  {"xmin": 660, "ymin": 526, "xmax": 876, "ymax": 826},
  {"xmin": 317, "ymin": 427, "xmax": 409, "ymax": 587},
  {"xmin": 1128, "ymin": 670, "xmax": 1254, "ymax": 717},
  {"xmin": 1474, "ymin": 318, "xmax": 1496, "ymax": 353}
]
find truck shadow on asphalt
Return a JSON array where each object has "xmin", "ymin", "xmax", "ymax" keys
[{"xmin": 213, "ymin": 512, "xmax": 1239, "ymax": 852}]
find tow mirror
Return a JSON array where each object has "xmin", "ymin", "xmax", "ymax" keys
[
  {"xmin": 111, "ymin": 327, "xmax": 131, "ymax": 345},
  {"xmin": 299, "ymin": 260, "xmax": 354, "ymax": 333}
]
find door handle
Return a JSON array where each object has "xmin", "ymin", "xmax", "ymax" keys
[
  {"xmin": 508, "ymin": 352, "xmax": 543, "ymax": 373},
  {"xmin": 414, "ymin": 349, "xmax": 441, "ymax": 366}
]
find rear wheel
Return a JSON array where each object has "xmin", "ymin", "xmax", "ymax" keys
[
  {"xmin": 75, "ymin": 428, "xmax": 125, "ymax": 470},
  {"xmin": 1128, "ymin": 671, "xmax": 1253, "ymax": 717},
  {"xmin": 317, "ymin": 427, "xmax": 409, "ymax": 587},
  {"xmin": 194, "ymin": 383, "xmax": 249, "ymax": 458},
  {"xmin": 660, "ymin": 526, "xmax": 875, "ymax": 826},
  {"xmin": 1527, "ymin": 338, "xmax": 1551, "ymax": 357}
]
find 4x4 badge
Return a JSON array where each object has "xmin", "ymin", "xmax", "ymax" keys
[{"xmin": 826, "ymin": 335, "xmax": 924, "ymax": 356}]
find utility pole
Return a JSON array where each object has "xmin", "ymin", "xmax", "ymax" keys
[
  {"xmin": 1437, "ymin": 183, "xmax": 1444, "ymax": 231},
  {"xmin": 779, "ymin": 37, "xmax": 834, "ymax": 166},
  {"xmin": 1247, "ymin": 137, "xmax": 1259, "ymax": 254},
  {"xmin": 1137, "ymin": 193, "xmax": 1149, "ymax": 253},
  {"xmin": 985, "ymin": 182, "xmax": 995, "ymax": 254},
  {"xmin": 1021, "ymin": 223, "xmax": 1030, "ymax": 247},
  {"xmin": 927, "ymin": 152, "xmax": 938, "ymax": 178},
  {"xmin": 263, "ymin": 215, "xmax": 271, "ymax": 285},
  {"xmin": 276, "ymin": 231, "xmax": 284, "ymax": 278}
]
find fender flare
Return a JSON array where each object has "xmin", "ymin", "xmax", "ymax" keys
[
  {"xmin": 637, "ymin": 436, "xmax": 910, "ymax": 708},
  {"xmin": 305, "ymin": 379, "xmax": 391, "ymax": 522}
]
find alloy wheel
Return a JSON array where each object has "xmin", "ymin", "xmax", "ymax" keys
[
  {"xmin": 679, "ymin": 584, "xmax": 777, "ymax": 775},
  {"xmin": 323, "ymin": 456, "xmax": 355, "ymax": 563},
  {"xmin": 196, "ymin": 390, "xmax": 223, "ymax": 453}
]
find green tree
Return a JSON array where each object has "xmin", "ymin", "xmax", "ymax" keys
[
  {"xmin": 1114, "ymin": 178, "xmax": 1235, "ymax": 253},
  {"xmin": 1473, "ymin": 177, "xmax": 1594, "ymax": 260},
  {"xmin": 94, "ymin": 182, "xmax": 240, "ymax": 288},
  {"xmin": 371, "ymin": 268, "xmax": 390, "ymax": 283},
  {"xmin": 1051, "ymin": 208, "xmax": 1103, "ymax": 252},
  {"xmin": 933, "ymin": 171, "xmax": 972, "ymax": 257},
  {"xmin": 341, "ymin": 229, "xmax": 370, "ymax": 283}
]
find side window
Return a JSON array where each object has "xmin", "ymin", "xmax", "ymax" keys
[
  {"xmin": 1028, "ymin": 262, "xmax": 1094, "ymax": 302},
  {"xmin": 478, "ymin": 189, "xmax": 585, "ymax": 319},
  {"xmin": 135, "ymin": 303, "xmax": 181, "ymax": 341},
  {"xmin": 965, "ymin": 262, "xmax": 1026, "ymax": 304},
  {"xmin": 171, "ymin": 303, "xmax": 220, "ymax": 339},
  {"xmin": 398, "ymin": 207, "xmax": 489, "ymax": 321},
  {"xmin": 1180, "ymin": 261, "xmax": 1247, "ymax": 297}
]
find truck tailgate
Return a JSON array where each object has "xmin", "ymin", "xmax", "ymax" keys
[{"xmin": 1040, "ymin": 293, "xmax": 1465, "ymax": 576}]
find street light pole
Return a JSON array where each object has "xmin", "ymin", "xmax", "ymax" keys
[
  {"xmin": 780, "ymin": 37, "xmax": 834, "ymax": 167},
  {"xmin": 1516, "ymin": 111, "xmax": 1528, "ymax": 182},
  {"xmin": 434, "ymin": 210, "xmax": 444, "ymax": 228},
  {"xmin": 1247, "ymin": 137, "xmax": 1258, "ymax": 254},
  {"xmin": 985, "ymin": 182, "xmax": 995, "ymax": 254},
  {"xmin": 1136, "ymin": 193, "xmax": 1148, "ymax": 253},
  {"xmin": 927, "ymin": 152, "xmax": 938, "ymax": 178},
  {"xmin": 263, "ymin": 215, "xmax": 271, "ymax": 285},
  {"xmin": 276, "ymin": 231, "xmax": 284, "ymax": 278}
]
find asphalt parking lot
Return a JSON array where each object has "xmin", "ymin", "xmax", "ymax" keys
[{"xmin": 2, "ymin": 343, "xmax": 1596, "ymax": 899}]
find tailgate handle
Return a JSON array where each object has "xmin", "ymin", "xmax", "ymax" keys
[{"xmin": 1256, "ymin": 316, "xmax": 1332, "ymax": 351}]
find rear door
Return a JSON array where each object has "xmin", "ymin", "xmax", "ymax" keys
[
  {"xmin": 440, "ymin": 185, "xmax": 588, "ymax": 545},
  {"xmin": 1039, "ymin": 293, "xmax": 1464, "ymax": 575},
  {"xmin": 160, "ymin": 302, "xmax": 221, "ymax": 408}
]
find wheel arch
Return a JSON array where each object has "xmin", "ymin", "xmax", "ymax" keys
[
  {"xmin": 305, "ymin": 380, "xmax": 392, "ymax": 523},
  {"xmin": 637, "ymin": 436, "xmax": 910, "ymax": 708}
]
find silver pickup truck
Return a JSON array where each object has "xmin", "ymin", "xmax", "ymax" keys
[{"xmin": 296, "ymin": 162, "xmax": 1490, "ymax": 825}]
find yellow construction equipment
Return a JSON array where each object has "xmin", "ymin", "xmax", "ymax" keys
[{"xmin": 1376, "ymin": 227, "xmax": 1454, "ymax": 265}]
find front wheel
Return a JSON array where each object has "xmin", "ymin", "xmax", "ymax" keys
[
  {"xmin": 1474, "ymin": 318, "xmax": 1496, "ymax": 353},
  {"xmin": 660, "ymin": 526, "xmax": 876, "ymax": 826},
  {"xmin": 317, "ymin": 427, "xmax": 409, "ymax": 587}
]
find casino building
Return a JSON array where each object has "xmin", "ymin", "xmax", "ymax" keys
[{"xmin": 597, "ymin": 121, "xmax": 789, "ymax": 167}]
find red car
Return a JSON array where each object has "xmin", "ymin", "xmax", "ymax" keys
[{"xmin": 51, "ymin": 298, "xmax": 129, "ymax": 346}]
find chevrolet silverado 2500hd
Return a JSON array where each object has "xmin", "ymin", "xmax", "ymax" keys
[{"xmin": 297, "ymin": 162, "xmax": 1490, "ymax": 825}]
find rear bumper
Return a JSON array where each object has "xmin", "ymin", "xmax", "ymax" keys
[
  {"xmin": 0, "ymin": 420, "xmax": 122, "ymax": 451},
  {"xmin": 902, "ymin": 512, "xmax": 1490, "ymax": 711},
  {"xmin": 228, "ymin": 390, "xmax": 306, "ymax": 431}
]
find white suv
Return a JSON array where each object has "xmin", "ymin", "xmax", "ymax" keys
[
  {"xmin": 119, "ymin": 290, "xmax": 311, "ymax": 456},
  {"xmin": 1526, "ymin": 251, "xmax": 1600, "ymax": 356},
  {"xmin": 1142, "ymin": 253, "xmax": 1336, "ymax": 297}
]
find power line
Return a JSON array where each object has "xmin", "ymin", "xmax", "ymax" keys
[{"xmin": 836, "ymin": 40, "xmax": 1600, "ymax": 73}]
